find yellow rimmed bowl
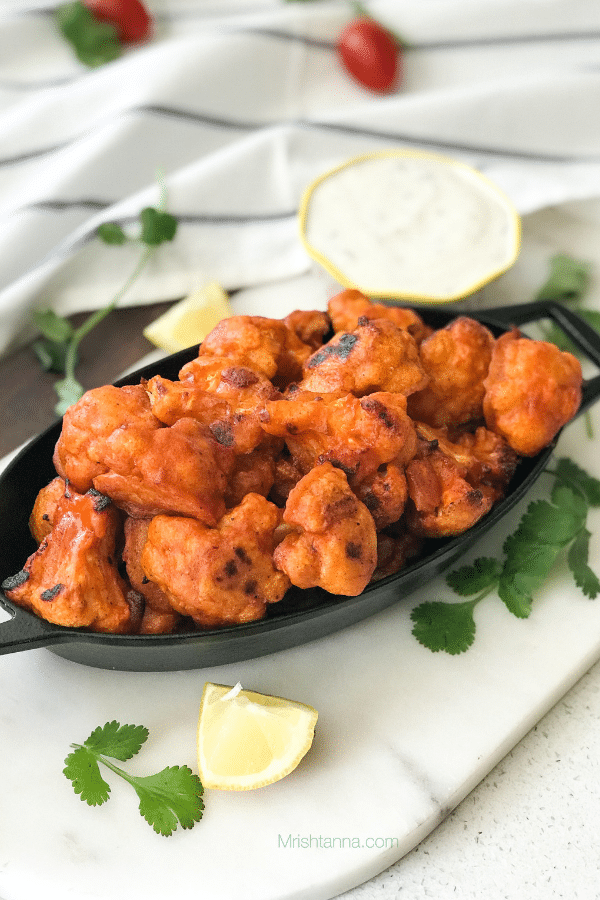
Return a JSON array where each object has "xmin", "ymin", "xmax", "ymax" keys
[{"xmin": 299, "ymin": 149, "xmax": 521, "ymax": 303}]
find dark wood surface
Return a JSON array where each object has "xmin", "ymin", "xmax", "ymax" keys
[{"xmin": 2, "ymin": 302, "xmax": 174, "ymax": 459}]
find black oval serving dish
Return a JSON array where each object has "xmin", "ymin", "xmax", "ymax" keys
[{"xmin": 1, "ymin": 300, "xmax": 600, "ymax": 671}]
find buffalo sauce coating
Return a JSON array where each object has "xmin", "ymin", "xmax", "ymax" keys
[
  {"xmin": 4, "ymin": 486, "xmax": 136, "ymax": 633},
  {"xmin": 3, "ymin": 290, "xmax": 584, "ymax": 634}
]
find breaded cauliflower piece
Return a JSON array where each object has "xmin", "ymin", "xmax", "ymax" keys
[
  {"xmin": 405, "ymin": 424, "xmax": 517, "ymax": 538},
  {"xmin": 408, "ymin": 316, "xmax": 495, "ymax": 427},
  {"xmin": 483, "ymin": 329, "xmax": 582, "ymax": 456},
  {"xmin": 300, "ymin": 316, "xmax": 428, "ymax": 397},
  {"xmin": 327, "ymin": 288, "xmax": 431, "ymax": 344},
  {"xmin": 140, "ymin": 494, "xmax": 290, "ymax": 628},
  {"xmin": 191, "ymin": 314, "xmax": 316, "ymax": 387},
  {"xmin": 262, "ymin": 389, "xmax": 418, "ymax": 488},
  {"xmin": 3, "ymin": 488, "xmax": 137, "ymax": 633},
  {"xmin": 274, "ymin": 463, "xmax": 377, "ymax": 596},
  {"xmin": 53, "ymin": 383, "xmax": 162, "ymax": 493}
]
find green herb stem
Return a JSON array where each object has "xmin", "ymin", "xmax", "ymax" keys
[
  {"xmin": 62, "ymin": 243, "xmax": 155, "ymax": 387},
  {"xmin": 90, "ymin": 752, "xmax": 137, "ymax": 787}
]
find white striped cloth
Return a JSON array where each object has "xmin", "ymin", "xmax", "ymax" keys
[{"xmin": 1, "ymin": 0, "xmax": 600, "ymax": 355}]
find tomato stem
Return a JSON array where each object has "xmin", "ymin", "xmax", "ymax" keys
[{"xmin": 349, "ymin": 0, "xmax": 407, "ymax": 50}]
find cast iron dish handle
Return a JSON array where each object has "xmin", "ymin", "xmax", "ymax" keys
[
  {"xmin": 1, "ymin": 299, "xmax": 600, "ymax": 659},
  {"xmin": 0, "ymin": 597, "xmax": 69, "ymax": 654}
]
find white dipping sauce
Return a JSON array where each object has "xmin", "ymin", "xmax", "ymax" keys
[{"xmin": 302, "ymin": 154, "xmax": 519, "ymax": 301}]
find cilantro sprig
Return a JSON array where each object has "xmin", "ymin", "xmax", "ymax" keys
[
  {"xmin": 411, "ymin": 458, "xmax": 600, "ymax": 655},
  {"xmin": 33, "ymin": 182, "xmax": 177, "ymax": 416},
  {"xmin": 63, "ymin": 721, "xmax": 204, "ymax": 836}
]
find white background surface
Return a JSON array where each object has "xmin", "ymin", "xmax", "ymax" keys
[{"xmin": 2, "ymin": 1, "xmax": 600, "ymax": 897}]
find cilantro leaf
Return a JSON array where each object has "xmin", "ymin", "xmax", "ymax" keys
[
  {"xmin": 567, "ymin": 529, "xmax": 600, "ymax": 599},
  {"xmin": 63, "ymin": 746, "xmax": 111, "ymax": 806},
  {"xmin": 504, "ymin": 498, "xmax": 584, "ymax": 551},
  {"xmin": 498, "ymin": 485, "xmax": 591, "ymax": 616},
  {"xmin": 97, "ymin": 222, "xmax": 128, "ymax": 245},
  {"xmin": 83, "ymin": 720, "xmax": 149, "ymax": 761},
  {"xmin": 132, "ymin": 766, "xmax": 204, "ymax": 837},
  {"xmin": 32, "ymin": 309, "xmax": 74, "ymax": 374},
  {"xmin": 32, "ymin": 308, "xmax": 74, "ymax": 344},
  {"xmin": 64, "ymin": 722, "xmax": 204, "ymax": 836},
  {"xmin": 534, "ymin": 253, "xmax": 591, "ymax": 304},
  {"xmin": 550, "ymin": 482, "xmax": 589, "ymax": 521},
  {"xmin": 32, "ymin": 338, "xmax": 71, "ymax": 374},
  {"xmin": 410, "ymin": 599, "xmax": 477, "ymax": 654},
  {"xmin": 139, "ymin": 207, "xmax": 178, "ymax": 245},
  {"xmin": 56, "ymin": 2, "xmax": 122, "ymax": 68},
  {"xmin": 554, "ymin": 457, "xmax": 600, "ymax": 507},
  {"xmin": 54, "ymin": 375, "xmax": 85, "ymax": 416},
  {"xmin": 446, "ymin": 557, "xmax": 502, "ymax": 596},
  {"xmin": 497, "ymin": 545, "xmax": 559, "ymax": 618}
]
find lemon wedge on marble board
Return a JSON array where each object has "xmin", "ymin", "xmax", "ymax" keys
[
  {"xmin": 143, "ymin": 281, "xmax": 231, "ymax": 352},
  {"xmin": 197, "ymin": 682, "xmax": 318, "ymax": 791},
  {"xmin": 299, "ymin": 149, "xmax": 521, "ymax": 303}
]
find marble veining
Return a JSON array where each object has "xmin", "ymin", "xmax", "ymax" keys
[{"xmin": 2, "ymin": 229, "xmax": 600, "ymax": 898}]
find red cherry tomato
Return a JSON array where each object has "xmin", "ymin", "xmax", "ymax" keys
[
  {"xmin": 337, "ymin": 18, "xmax": 400, "ymax": 93},
  {"xmin": 84, "ymin": 0, "xmax": 152, "ymax": 44}
]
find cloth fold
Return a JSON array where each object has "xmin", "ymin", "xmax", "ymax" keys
[{"xmin": 1, "ymin": 0, "xmax": 600, "ymax": 355}]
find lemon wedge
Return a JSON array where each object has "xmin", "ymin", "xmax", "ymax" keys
[
  {"xmin": 143, "ymin": 281, "xmax": 231, "ymax": 352},
  {"xmin": 299, "ymin": 149, "xmax": 521, "ymax": 303},
  {"xmin": 197, "ymin": 682, "xmax": 318, "ymax": 791}
]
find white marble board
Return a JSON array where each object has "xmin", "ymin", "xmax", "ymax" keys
[{"xmin": 2, "ymin": 205, "xmax": 600, "ymax": 900}]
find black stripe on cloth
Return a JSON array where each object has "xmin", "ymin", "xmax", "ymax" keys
[
  {"xmin": 0, "ymin": 105, "xmax": 256, "ymax": 168},
  {"xmin": 1, "ymin": 20, "xmax": 599, "ymax": 92},
  {"xmin": 245, "ymin": 26, "xmax": 600, "ymax": 52},
  {"xmin": 31, "ymin": 199, "xmax": 109, "ymax": 211},
  {"xmin": 1, "ymin": 103, "xmax": 598, "ymax": 169},
  {"xmin": 29, "ymin": 207, "xmax": 298, "ymax": 268},
  {"xmin": 306, "ymin": 119, "xmax": 595, "ymax": 163}
]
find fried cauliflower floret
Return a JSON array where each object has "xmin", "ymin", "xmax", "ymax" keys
[
  {"xmin": 193, "ymin": 314, "xmax": 315, "ymax": 387},
  {"xmin": 178, "ymin": 354, "xmax": 244, "ymax": 390},
  {"xmin": 353, "ymin": 461, "xmax": 408, "ymax": 531},
  {"xmin": 273, "ymin": 463, "xmax": 378, "ymax": 595},
  {"xmin": 328, "ymin": 289, "xmax": 432, "ymax": 344},
  {"xmin": 408, "ymin": 317, "xmax": 495, "ymax": 427},
  {"xmin": 224, "ymin": 445, "xmax": 280, "ymax": 508},
  {"xmin": 300, "ymin": 317, "xmax": 428, "ymax": 397},
  {"xmin": 261, "ymin": 389, "xmax": 418, "ymax": 488},
  {"xmin": 371, "ymin": 529, "xmax": 424, "ymax": 582},
  {"xmin": 29, "ymin": 476, "xmax": 68, "ymax": 543},
  {"xmin": 416, "ymin": 422, "xmax": 518, "ymax": 504},
  {"xmin": 483, "ymin": 329, "xmax": 582, "ymax": 456},
  {"xmin": 405, "ymin": 450, "xmax": 493, "ymax": 538},
  {"xmin": 451, "ymin": 426, "xmax": 518, "ymax": 501},
  {"xmin": 122, "ymin": 517, "xmax": 181, "ymax": 634},
  {"xmin": 145, "ymin": 376, "xmax": 230, "ymax": 427},
  {"xmin": 177, "ymin": 360, "xmax": 279, "ymax": 407},
  {"xmin": 92, "ymin": 417, "xmax": 231, "ymax": 524},
  {"xmin": 283, "ymin": 308, "xmax": 331, "ymax": 349},
  {"xmin": 53, "ymin": 384, "xmax": 162, "ymax": 493},
  {"xmin": 146, "ymin": 374, "xmax": 270, "ymax": 455},
  {"xmin": 269, "ymin": 452, "xmax": 304, "ymax": 506},
  {"xmin": 3, "ymin": 488, "xmax": 138, "ymax": 633},
  {"xmin": 140, "ymin": 494, "xmax": 290, "ymax": 628},
  {"xmin": 403, "ymin": 423, "xmax": 517, "ymax": 539}
]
